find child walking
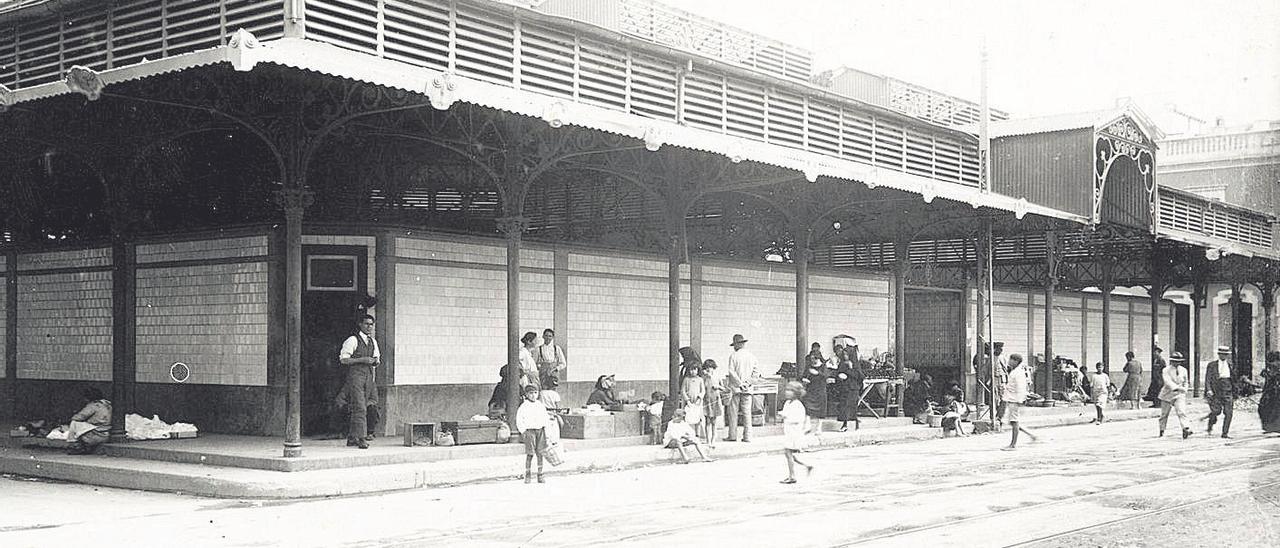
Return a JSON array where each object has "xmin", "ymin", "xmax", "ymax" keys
[
  {"xmin": 1089, "ymin": 362, "xmax": 1110, "ymax": 425},
  {"xmin": 516, "ymin": 384, "xmax": 550, "ymax": 483},
  {"xmin": 780, "ymin": 381, "xmax": 814, "ymax": 484},
  {"xmin": 663, "ymin": 409, "xmax": 714, "ymax": 463}
]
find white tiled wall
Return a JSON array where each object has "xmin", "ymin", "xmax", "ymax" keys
[
  {"xmin": 394, "ymin": 259, "xmax": 554, "ymax": 385},
  {"xmin": 17, "ymin": 271, "xmax": 113, "ymax": 381},
  {"xmin": 135, "ymin": 262, "xmax": 269, "ymax": 385},
  {"xmin": 136, "ymin": 236, "xmax": 269, "ymax": 263},
  {"xmin": 699, "ymin": 283, "xmax": 796, "ymax": 376},
  {"xmin": 17, "ymin": 247, "xmax": 111, "ymax": 271}
]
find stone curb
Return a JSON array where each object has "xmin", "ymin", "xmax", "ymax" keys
[{"xmin": 0, "ymin": 403, "xmax": 1200, "ymax": 499}]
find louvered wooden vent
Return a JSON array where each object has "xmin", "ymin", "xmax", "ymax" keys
[
  {"xmin": 302, "ymin": 0, "xmax": 981, "ymax": 187},
  {"xmin": 0, "ymin": 0, "xmax": 284, "ymax": 87},
  {"xmin": 1158, "ymin": 189, "xmax": 1274, "ymax": 250}
]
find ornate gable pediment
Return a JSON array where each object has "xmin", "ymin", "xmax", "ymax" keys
[{"xmin": 1098, "ymin": 115, "xmax": 1154, "ymax": 149}]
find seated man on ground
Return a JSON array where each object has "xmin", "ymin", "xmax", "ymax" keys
[
  {"xmin": 662, "ymin": 409, "xmax": 713, "ymax": 464},
  {"xmin": 67, "ymin": 388, "xmax": 112, "ymax": 455}
]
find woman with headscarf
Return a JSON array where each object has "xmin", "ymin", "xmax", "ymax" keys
[
  {"xmin": 1259, "ymin": 351, "xmax": 1280, "ymax": 435},
  {"xmin": 587, "ymin": 374, "xmax": 621, "ymax": 409}
]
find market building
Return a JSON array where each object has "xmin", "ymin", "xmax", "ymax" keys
[{"xmin": 0, "ymin": 0, "xmax": 1275, "ymax": 456}]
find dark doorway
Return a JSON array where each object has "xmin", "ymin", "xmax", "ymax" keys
[
  {"xmin": 904, "ymin": 287, "xmax": 964, "ymax": 393},
  {"xmin": 301, "ymin": 245, "xmax": 372, "ymax": 437},
  {"xmin": 1235, "ymin": 302, "xmax": 1254, "ymax": 376},
  {"xmin": 1173, "ymin": 303, "xmax": 1190, "ymax": 361}
]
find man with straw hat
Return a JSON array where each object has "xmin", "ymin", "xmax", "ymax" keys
[
  {"xmin": 725, "ymin": 334, "xmax": 759, "ymax": 442},
  {"xmin": 1157, "ymin": 351, "xmax": 1193, "ymax": 439}
]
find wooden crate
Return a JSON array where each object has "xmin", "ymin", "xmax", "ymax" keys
[
  {"xmin": 560, "ymin": 414, "xmax": 615, "ymax": 439},
  {"xmin": 402, "ymin": 422, "xmax": 435, "ymax": 447},
  {"xmin": 440, "ymin": 420, "xmax": 502, "ymax": 445}
]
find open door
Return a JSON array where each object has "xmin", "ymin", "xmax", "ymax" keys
[{"xmin": 301, "ymin": 245, "xmax": 372, "ymax": 437}]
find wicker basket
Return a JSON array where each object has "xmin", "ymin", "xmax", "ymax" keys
[{"xmin": 542, "ymin": 441, "xmax": 566, "ymax": 467}]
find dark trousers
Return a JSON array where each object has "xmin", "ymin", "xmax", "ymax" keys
[
  {"xmin": 1207, "ymin": 378, "xmax": 1234, "ymax": 434},
  {"xmin": 343, "ymin": 364, "xmax": 377, "ymax": 441}
]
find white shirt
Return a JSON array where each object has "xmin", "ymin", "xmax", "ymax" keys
[
  {"xmin": 1218, "ymin": 360, "xmax": 1232, "ymax": 378},
  {"xmin": 519, "ymin": 347, "xmax": 537, "ymax": 379},
  {"xmin": 516, "ymin": 399, "xmax": 549, "ymax": 432},
  {"xmin": 535, "ymin": 343, "xmax": 567, "ymax": 369},
  {"xmin": 727, "ymin": 348, "xmax": 759, "ymax": 391},
  {"xmin": 1002, "ymin": 363, "xmax": 1030, "ymax": 403},
  {"xmin": 663, "ymin": 420, "xmax": 697, "ymax": 445},
  {"xmin": 338, "ymin": 333, "xmax": 380, "ymax": 361}
]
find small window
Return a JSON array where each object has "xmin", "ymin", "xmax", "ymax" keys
[{"xmin": 307, "ymin": 255, "xmax": 358, "ymax": 291}]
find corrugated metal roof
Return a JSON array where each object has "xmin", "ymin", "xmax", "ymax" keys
[{"xmin": 957, "ymin": 104, "xmax": 1165, "ymax": 141}]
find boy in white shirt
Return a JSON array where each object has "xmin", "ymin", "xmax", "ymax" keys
[
  {"xmin": 516, "ymin": 384, "xmax": 550, "ymax": 483},
  {"xmin": 663, "ymin": 409, "xmax": 713, "ymax": 464}
]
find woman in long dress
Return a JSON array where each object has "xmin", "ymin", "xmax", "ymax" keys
[
  {"xmin": 1259, "ymin": 351, "xmax": 1280, "ymax": 434},
  {"xmin": 800, "ymin": 354, "xmax": 828, "ymax": 435},
  {"xmin": 1119, "ymin": 351, "xmax": 1144, "ymax": 409}
]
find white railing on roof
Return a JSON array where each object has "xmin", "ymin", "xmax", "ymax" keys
[
  {"xmin": 615, "ymin": 0, "xmax": 812, "ymax": 82},
  {"xmin": 886, "ymin": 78, "xmax": 1010, "ymax": 128}
]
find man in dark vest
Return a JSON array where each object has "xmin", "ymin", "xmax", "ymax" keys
[
  {"xmin": 339, "ymin": 314, "xmax": 380, "ymax": 449},
  {"xmin": 1204, "ymin": 345, "xmax": 1236, "ymax": 438}
]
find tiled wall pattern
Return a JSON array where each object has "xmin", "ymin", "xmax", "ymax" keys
[
  {"xmin": 17, "ymin": 270, "xmax": 113, "ymax": 381},
  {"xmin": 136, "ymin": 236, "xmax": 269, "ymax": 263},
  {"xmin": 808, "ymin": 275, "xmax": 892, "ymax": 355},
  {"xmin": 0, "ymin": 273, "xmax": 6, "ymax": 378},
  {"xmin": 394, "ymin": 259, "xmax": 554, "ymax": 385},
  {"xmin": 700, "ymin": 283, "xmax": 796, "ymax": 376},
  {"xmin": 17, "ymin": 247, "xmax": 111, "ymax": 271},
  {"xmin": 991, "ymin": 291, "xmax": 1030, "ymax": 354},
  {"xmin": 567, "ymin": 270, "xmax": 690, "ymax": 383},
  {"xmin": 135, "ymin": 262, "xmax": 269, "ymax": 385}
]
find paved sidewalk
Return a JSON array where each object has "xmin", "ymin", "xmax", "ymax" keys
[{"xmin": 0, "ymin": 403, "xmax": 1202, "ymax": 499}]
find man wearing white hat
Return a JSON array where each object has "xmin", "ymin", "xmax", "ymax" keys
[
  {"xmin": 1204, "ymin": 346, "xmax": 1236, "ymax": 438},
  {"xmin": 1157, "ymin": 351, "xmax": 1193, "ymax": 439},
  {"xmin": 725, "ymin": 334, "xmax": 759, "ymax": 442}
]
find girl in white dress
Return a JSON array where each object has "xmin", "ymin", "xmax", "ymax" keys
[{"xmin": 779, "ymin": 381, "xmax": 814, "ymax": 484}]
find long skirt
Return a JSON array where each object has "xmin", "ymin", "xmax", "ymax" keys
[
  {"xmin": 1119, "ymin": 374, "xmax": 1143, "ymax": 401},
  {"xmin": 1260, "ymin": 378, "xmax": 1280, "ymax": 433}
]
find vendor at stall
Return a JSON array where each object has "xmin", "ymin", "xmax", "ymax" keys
[
  {"xmin": 66, "ymin": 388, "xmax": 112, "ymax": 455},
  {"xmin": 587, "ymin": 374, "xmax": 622, "ymax": 409}
]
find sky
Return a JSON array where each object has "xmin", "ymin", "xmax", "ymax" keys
[{"xmin": 677, "ymin": 0, "xmax": 1280, "ymax": 131}]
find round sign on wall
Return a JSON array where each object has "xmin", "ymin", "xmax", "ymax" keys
[{"xmin": 170, "ymin": 362, "xmax": 190, "ymax": 383}]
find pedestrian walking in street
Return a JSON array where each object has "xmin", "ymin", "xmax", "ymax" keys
[
  {"xmin": 663, "ymin": 409, "xmax": 714, "ymax": 464},
  {"xmin": 701, "ymin": 359, "xmax": 725, "ymax": 448},
  {"xmin": 1146, "ymin": 346, "xmax": 1167, "ymax": 408},
  {"xmin": 1001, "ymin": 353, "xmax": 1038, "ymax": 450},
  {"xmin": 1205, "ymin": 346, "xmax": 1236, "ymax": 438},
  {"xmin": 1157, "ymin": 351, "xmax": 1193, "ymax": 439},
  {"xmin": 516, "ymin": 384, "xmax": 550, "ymax": 484},
  {"xmin": 1119, "ymin": 351, "xmax": 1143, "ymax": 409},
  {"xmin": 725, "ymin": 334, "xmax": 760, "ymax": 442},
  {"xmin": 1259, "ymin": 351, "xmax": 1280, "ymax": 435},
  {"xmin": 1089, "ymin": 362, "xmax": 1110, "ymax": 424},
  {"xmin": 779, "ymin": 381, "xmax": 814, "ymax": 483},
  {"xmin": 338, "ymin": 314, "xmax": 380, "ymax": 449}
]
